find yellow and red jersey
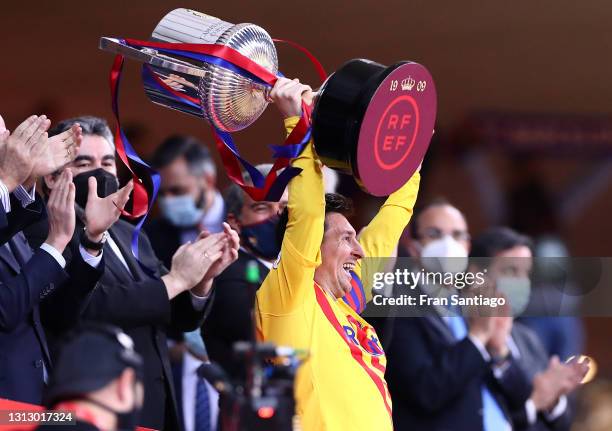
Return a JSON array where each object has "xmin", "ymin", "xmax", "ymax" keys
[{"xmin": 255, "ymin": 117, "xmax": 420, "ymax": 431}]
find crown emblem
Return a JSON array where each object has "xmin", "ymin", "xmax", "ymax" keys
[{"xmin": 401, "ymin": 77, "xmax": 415, "ymax": 91}]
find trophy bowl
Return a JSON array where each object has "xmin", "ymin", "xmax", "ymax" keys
[
  {"xmin": 100, "ymin": 9, "xmax": 437, "ymax": 196},
  {"xmin": 101, "ymin": 8, "xmax": 278, "ymax": 132}
]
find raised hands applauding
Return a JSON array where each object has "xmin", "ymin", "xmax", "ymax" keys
[
  {"xmin": 44, "ymin": 169, "xmax": 76, "ymax": 254},
  {"xmin": 162, "ymin": 222, "xmax": 240, "ymax": 299},
  {"xmin": 0, "ymin": 114, "xmax": 81, "ymax": 191}
]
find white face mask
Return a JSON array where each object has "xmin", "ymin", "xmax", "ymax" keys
[
  {"xmin": 158, "ymin": 194, "xmax": 205, "ymax": 228},
  {"xmin": 420, "ymin": 235, "xmax": 469, "ymax": 275},
  {"xmin": 496, "ymin": 276, "xmax": 531, "ymax": 316}
]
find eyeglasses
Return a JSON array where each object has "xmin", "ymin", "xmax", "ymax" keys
[{"xmin": 418, "ymin": 227, "xmax": 471, "ymax": 242}]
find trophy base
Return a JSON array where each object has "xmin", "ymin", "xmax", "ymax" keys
[{"xmin": 312, "ymin": 59, "xmax": 437, "ymax": 196}]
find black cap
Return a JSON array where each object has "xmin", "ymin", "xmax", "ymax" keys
[{"xmin": 45, "ymin": 323, "xmax": 143, "ymax": 406}]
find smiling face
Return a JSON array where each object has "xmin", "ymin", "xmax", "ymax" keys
[{"xmin": 315, "ymin": 212, "xmax": 365, "ymax": 298}]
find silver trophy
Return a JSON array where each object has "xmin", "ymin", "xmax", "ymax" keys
[{"xmin": 100, "ymin": 8, "xmax": 278, "ymax": 132}]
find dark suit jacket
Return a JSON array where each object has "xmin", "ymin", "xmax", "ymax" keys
[
  {"xmin": 72, "ymin": 218, "xmax": 210, "ymax": 431},
  {"xmin": 370, "ymin": 310, "xmax": 533, "ymax": 431},
  {"xmin": 145, "ymin": 217, "xmax": 184, "ymax": 269},
  {"xmin": 0, "ymin": 195, "xmax": 102, "ymax": 405},
  {"xmin": 510, "ymin": 323, "xmax": 572, "ymax": 431},
  {"xmin": 201, "ymin": 250, "xmax": 269, "ymax": 379}
]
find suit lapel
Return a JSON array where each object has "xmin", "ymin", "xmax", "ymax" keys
[
  {"xmin": 424, "ymin": 312, "xmax": 456, "ymax": 344},
  {"xmin": 108, "ymin": 226, "xmax": 145, "ymax": 281},
  {"xmin": 10, "ymin": 232, "xmax": 33, "ymax": 264},
  {"xmin": 0, "ymin": 243, "xmax": 21, "ymax": 273}
]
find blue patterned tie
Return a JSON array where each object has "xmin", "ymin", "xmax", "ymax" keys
[
  {"xmin": 195, "ymin": 378, "xmax": 211, "ymax": 431},
  {"xmin": 444, "ymin": 313, "xmax": 510, "ymax": 431}
]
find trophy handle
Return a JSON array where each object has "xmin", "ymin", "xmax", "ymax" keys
[{"xmin": 99, "ymin": 37, "xmax": 208, "ymax": 78}]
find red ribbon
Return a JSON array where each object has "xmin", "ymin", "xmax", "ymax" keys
[
  {"xmin": 110, "ymin": 37, "xmax": 326, "ymax": 205},
  {"xmin": 109, "ymin": 55, "xmax": 150, "ymax": 218}
]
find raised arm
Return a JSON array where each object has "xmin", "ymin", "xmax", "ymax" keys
[
  {"xmin": 356, "ymin": 170, "xmax": 421, "ymax": 303},
  {"xmin": 258, "ymin": 78, "xmax": 325, "ymax": 314}
]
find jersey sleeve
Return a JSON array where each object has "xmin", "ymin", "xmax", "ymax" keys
[
  {"xmin": 355, "ymin": 172, "xmax": 421, "ymax": 304},
  {"xmin": 257, "ymin": 116, "xmax": 325, "ymax": 315}
]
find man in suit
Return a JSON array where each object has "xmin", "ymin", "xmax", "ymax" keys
[
  {"xmin": 0, "ymin": 114, "xmax": 118, "ymax": 405},
  {"xmin": 38, "ymin": 116, "xmax": 240, "ymax": 431},
  {"xmin": 201, "ymin": 164, "xmax": 287, "ymax": 379},
  {"xmin": 147, "ymin": 135, "xmax": 225, "ymax": 268},
  {"xmin": 169, "ymin": 332, "xmax": 220, "ymax": 431},
  {"xmin": 370, "ymin": 200, "xmax": 530, "ymax": 431},
  {"xmin": 469, "ymin": 227, "xmax": 587, "ymax": 430}
]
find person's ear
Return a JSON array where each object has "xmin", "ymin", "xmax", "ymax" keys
[
  {"xmin": 43, "ymin": 173, "xmax": 59, "ymax": 194},
  {"xmin": 226, "ymin": 213, "xmax": 240, "ymax": 234},
  {"xmin": 116, "ymin": 368, "xmax": 136, "ymax": 409}
]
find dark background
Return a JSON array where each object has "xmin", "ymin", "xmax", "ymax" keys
[{"xmin": 2, "ymin": 0, "xmax": 612, "ymax": 394}]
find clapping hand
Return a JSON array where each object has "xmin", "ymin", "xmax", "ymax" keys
[
  {"xmin": 0, "ymin": 115, "xmax": 50, "ymax": 191},
  {"xmin": 189, "ymin": 223, "xmax": 240, "ymax": 296},
  {"xmin": 202, "ymin": 222, "xmax": 240, "ymax": 280},
  {"xmin": 84, "ymin": 177, "xmax": 134, "ymax": 242},
  {"xmin": 531, "ymin": 355, "xmax": 591, "ymax": 412},
  {"xmin": 44, "ymin": 169, "xmax": 76, "ymax": 254},
  {"xmin": 32, "ymin": 123, "xmax": 82, "ymax": 177},
  {"xmin": 163, "ymin": 233, "xmax": 227, "ymax": 299}
]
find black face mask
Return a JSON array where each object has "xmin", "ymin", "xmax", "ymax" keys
[
  {"xmin": 73, "ymin": 168, "xmax": 119, "ymax": 208},
  {"xmin": 240, "ymin": 215, "xmax": 281, "ymax": 260}
]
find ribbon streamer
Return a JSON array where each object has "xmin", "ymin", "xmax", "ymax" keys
[
  {"xmin": 109, "ymin": 53, "xmax": 161, "ymax": 260},
  {"xmin": 107, "ymin": 36, "xmax": 326, "ymax": 258}
]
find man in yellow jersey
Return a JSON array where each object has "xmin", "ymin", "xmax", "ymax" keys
[{"xmin": 255, "ymin": 77, "xmax": 422, "ymax": 431}]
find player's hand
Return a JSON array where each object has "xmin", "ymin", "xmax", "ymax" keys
[{"xmin": 269, "ymin": 77, "xmax": 313, "ymax": 119}]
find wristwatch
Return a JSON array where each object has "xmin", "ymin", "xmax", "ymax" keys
[{"xmin": 80, "ymin": 228, "xmax": 108, "ymax": 251}]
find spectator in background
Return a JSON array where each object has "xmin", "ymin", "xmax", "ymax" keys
[
  {"xmin": 470, "ymin": 227, "xmax": 588, "ymax": 430},
  {"xmin": 30, "ymin": 116, "xmax": 239, "ymax": 431},
  {"xmin": 520, "ymin": 236, "xmax": 585, "ymax": 360},
  {"xmin": 372, "ymin": 200, "xmax": 533, "ymax": 431},
  {"xmin": 148, "ymin": 135, "xmax": 225, "ymax": 268},
  {"xmin": 37, "ymin": 323, "xmax": 144, "ymax": 431},
  {"xmin": 170, "ymin": 329, "xmax": 220, "ymax": 431},
  {"xmin": 0, "ymin": 114, "xmax": 112, "ymax": 405},
  {"xmin": 202, "ymin": 163, "xmax": 288, "ymax": 378}
]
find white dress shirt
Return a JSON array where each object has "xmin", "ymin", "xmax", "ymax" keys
[{"xmin": 182, "ymin": 350, "xmax": 219, "ymax": 431}]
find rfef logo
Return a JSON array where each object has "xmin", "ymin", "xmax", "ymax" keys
[{"xmin": 374, "ymin": 95, "xmax": 420, "ymax": 171}]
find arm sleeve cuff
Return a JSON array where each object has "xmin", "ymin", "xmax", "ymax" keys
[
  {"xmin": 79, "ymin": 244, "xmax": 103, "ymax": 268},
  {"xmin": 467, "ymin": 334, "xmax": 491, "ymax": 362},
  {"xmin": 14, "ymin": 184, "xmax": 36, "ymax": 208},
  {"xmin": 525, "ymin": 399, "xmax": 537, "ymax": 425},
  {"xmin": 190, "ymin": 291, "xmax": 210, "ymax": 311},
  {"xmin": 40, "ymin": 243, "xmax": 66, "ymax": 268},
  {"xmin": 545, "ymin": 395, "xmax": 568, "ymax": 421},
  {"xmin": 0, "ymin": 180, "xmax": 10, "ymax": 213}
]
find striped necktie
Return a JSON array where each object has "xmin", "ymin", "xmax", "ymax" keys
[{"xmin": 195, "ymin": 378, "xmax": 211, "ymax": 431}]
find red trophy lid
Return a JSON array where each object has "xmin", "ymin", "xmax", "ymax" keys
[{"xmin": 355, "ymin": 62, "xmax": 436, "ymax": 196}]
